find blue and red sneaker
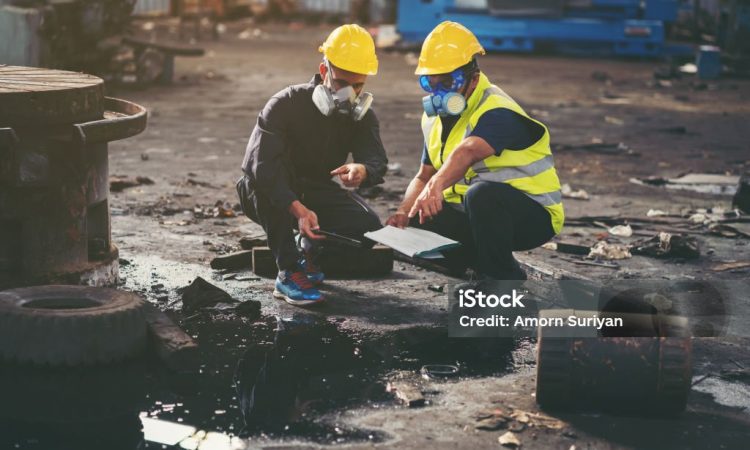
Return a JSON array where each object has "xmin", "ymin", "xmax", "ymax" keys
[
  {"xmin": 273, "ymin": 269, "xmax": 323, "ymax": 306},
  {"xmin": 300, "ymin": 255, "xmax": 325, "ymax": 285}
]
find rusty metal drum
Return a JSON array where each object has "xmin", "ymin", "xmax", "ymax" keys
[
  {"xmin": 0, "ymin": 65, "xmax": 147, "ymax": 288},
  {"xmin": 536, "ymin": 309, "xmax": 693, "ymax": 414}
]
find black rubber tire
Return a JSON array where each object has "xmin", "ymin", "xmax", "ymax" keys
[
  {"xmin": 0, "ymin": 359, "xmax": 147, "ymax": 423},
  {"xmin": 0, "ymin": 285, "xmax": 147, "ymax": 366}
]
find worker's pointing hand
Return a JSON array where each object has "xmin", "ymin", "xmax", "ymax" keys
[
  {"xmin": 408, "ymin": 180, "xmax": 444, "ymax": 224},
  {"xmin": 385, "ymin": 212, "xmax": 410, "ymax": 229},
  {"xmin": 331, "ymin": 163, "xmax": 367, "ymax": 188}
]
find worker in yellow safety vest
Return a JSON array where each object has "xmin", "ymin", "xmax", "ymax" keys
[{"xmin": 386, "ymin": 21, "xmax": 564, "ymax": 280}]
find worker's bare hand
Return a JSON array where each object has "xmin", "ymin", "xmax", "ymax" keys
[
  {"xmin": 385, "ymin": 212, "xmax": 410, "ymax": 229},
  {"xmin": 330, "ymin": 163, "xmax": 367, "ymax": 188},
  {"xmin": 289, "ymin": 201, "xmax": 326, "ymax": 240},
  {"xmin": 408, "ymin": 181, "xmax": 443, "ymax": 224},
  {"xmin": 298, "ymin": 210, "xmax": 325, "ymax": 240}
]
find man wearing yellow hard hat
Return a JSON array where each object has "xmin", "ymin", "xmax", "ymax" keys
[
  {"xmin": 237, "ymin": 24, "xmax": 387, "ymax": 305},
  {"xmin": 387, "ymin": 21, "xmax": 564, "ymax": 280}
]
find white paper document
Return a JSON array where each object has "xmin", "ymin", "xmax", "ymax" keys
[{"xmin": 364, "ymin": 225, "xmax": 460, "ymax": 259}]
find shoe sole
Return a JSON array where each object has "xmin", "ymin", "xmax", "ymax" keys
[{"xmin": 273, "ymin": 289, "xmax": 323, "ymax": 306}]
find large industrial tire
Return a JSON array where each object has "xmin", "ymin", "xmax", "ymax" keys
[{"xmin": 0, "ymin": 285, "xmax": 147, "ymax": 366}]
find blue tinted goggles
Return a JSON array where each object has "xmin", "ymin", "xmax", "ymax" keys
[{"xmin": 419, "ymin": 68, "xmax": 465, "ymax": 95}]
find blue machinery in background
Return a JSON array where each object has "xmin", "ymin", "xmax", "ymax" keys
[{"xmin": 397, "ymin": 0, "xmax": 683, "ymax": 57}]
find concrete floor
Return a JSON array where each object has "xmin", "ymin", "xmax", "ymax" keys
[{"xmin": 101, "ymin": 18, "xmax": 750, "ymax": 449}]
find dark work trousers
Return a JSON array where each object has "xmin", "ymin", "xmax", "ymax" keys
[
  {"xmin": 236, "ymin": 176, "xmax": 382, "ymax": 272},
  {"xmin": 410, "ymin": 181, "xmax": 556, "ymax": 280}
]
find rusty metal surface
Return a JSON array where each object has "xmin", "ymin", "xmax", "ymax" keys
[
  {"xmin": 536, "ymin": 309, "xmax": 693, "ymax": 413},
  {"xmin": 0, "ymin": 66, "xmax": 146, "ymax": 289},
  {"xmin": 74, "ymin": 97, "xmax": 148, "ymax": 144},
  {"xmin": 0, "ymin": 65, "xmax": 104, "ymax": 126}
]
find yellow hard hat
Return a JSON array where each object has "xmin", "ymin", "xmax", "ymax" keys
[
  {"xmin": 319, "ymin": 24, "xmax": 378, "ymax": 75},
  {"xmin": 415, "ymin": 21, "xmax": 485, "ymax": 75}
]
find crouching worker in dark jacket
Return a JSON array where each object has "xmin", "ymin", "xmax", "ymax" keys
[{"xmin": 236, "ymin": 24, "xmax": 387, "ymax": 306}]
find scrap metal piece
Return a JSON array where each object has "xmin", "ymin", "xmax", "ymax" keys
[{"xmin": 536, "ymin": 309, "xmax": 692, "ymax": 414}]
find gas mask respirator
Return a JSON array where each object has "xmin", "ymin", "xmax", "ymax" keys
[
  {"xmin": 420, "ymin": 68, "xmax": 467, "ymax": 117},
  {"xmin": 312, "ymin": 63, "xmax": 373, "ymax": 121}
]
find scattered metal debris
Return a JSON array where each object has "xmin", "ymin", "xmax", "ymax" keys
[
  {"xmin": 712, "ymin": 261, "xmax": 750, "ymax": 272},
  {"xmin": 420, "ymin": 364, "xmax": 459, "ymax": 379},
  {"xmin": 475, "ymin": 416, "xmax": 507, "ymax": 431},
  {"xmin": 234, "ymin": 300, "xmax": 261, "ymax": 320},
  {"xmin": 561, "ymin": 183, "xmax": 590, "ymax": 200},
  {"xmin": 542, "ymin": 242, "xmax": 591, "ymax": 255},
  {"xmin": 193, "ymin": 201, "xmax": 239, "ymax": 219},
  {"xmin": 178, "ymin": 277, "xmax": 237, "ymax": 313},
  {"xmin": 561, "ymin": 257, "xmax": 621, "ymax": 269},
  {"xmin": 631, "ymin": 232, "xmax": 700, "ymax": 259},
  {"xmin": 499, "ymin": 431, "xmax": 521, "ymax": 448},
  {"xmin": 110, "ymin": 175, "xmax": 155, "ymax": 192},
  {"xmin": 708, "ymin": 223, "xmax": 750, "ymax": 239},
  {"xmin": 427, "ymin": 284, "xmax": 444, "ymax": 293},
  {"xmin": 588, "ymin": 241, "xmax": 632, "ymax": 260},
  {"xmin": 631, "ymin": 173, "xmax": 740, "ymax": 196},
  {"xmin": 386, "ymin": 381, "xmax": 425, "ymax": 408},
  {"xmin": 186, "ymin": 178, "xmax": 219, "ymax": 189},
  {"xmin": 608, "ymin": 224, "xmax": 633, "ymax": 237}
]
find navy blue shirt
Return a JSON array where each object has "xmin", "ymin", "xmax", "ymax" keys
[{"xmin": 421, "ymin": 108, "xmax": 544, "ymax": 166}]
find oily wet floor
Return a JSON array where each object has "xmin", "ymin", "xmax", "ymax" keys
[{"xmin": 0, "ymin": 255, "xmax": 525, "ymax": 449}]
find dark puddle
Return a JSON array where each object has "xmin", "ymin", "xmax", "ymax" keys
[
  {"xmin": 1, "ymin": 282, "xmax": 522, "ymax": 449},
  {"xmin": 141, "ymin": 312, "xmax": 519, "ymax": 446}
]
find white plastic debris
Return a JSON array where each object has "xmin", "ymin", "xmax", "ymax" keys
[
  {"xmin": 588, "ymin": 241, "xmax": 632, "ymax": 260},
  {"xmin": 561, "ymin": 183, "xmax": 590, "ymax": 200},
  {"xmin": 499, "ymin": 431, "xmax": 521, "ymax": 448},
  {"xmin": 608, "ymin": 224, "xmax": 633, "ymax": 237},
  {"xmin": 387, "ymin": 162, "xmax": 402, "ymax": 175},
  {"xmin": 647, "ymin": 209, "xmax": 668, "ymax": 217}
]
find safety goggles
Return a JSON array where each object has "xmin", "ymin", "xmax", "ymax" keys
[{"xmin": 419, "ymin": 68, "xmax": 465, "ymax": 94}]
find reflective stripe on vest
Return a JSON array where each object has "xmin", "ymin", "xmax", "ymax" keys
[{"xmin": 420, "ymin": 73, "xmax": 564, "ymax": 234}]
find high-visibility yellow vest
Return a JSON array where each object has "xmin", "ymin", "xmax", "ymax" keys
[{"xmin": 421, "ymin": 72, "xmax": 564, "ymax": 234}]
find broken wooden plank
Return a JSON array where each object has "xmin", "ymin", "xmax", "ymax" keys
[
  {"xmin": 142, "ymin": 303, "xmax": 198, "ymax": 372},
  {"xmin": 210, "ymin": 250, "xmax": 253, "ymax": 270},
  {"xmin": 542, "ymin": 242, "xmax": 591, "ymax": 255},
  {"xmin": 712, "ymin": 261, "xmax": 750, "ymax": 272},
  {"xmin": 560, "ymin": 257, "xmax": 620, "ymax": 269},
  {"xmin": 386, "ymin": 381, "xmax": 425, "ymax": 407},
  {"xmin": 252, "ymin": 245, "xmax": 393, "ymax": 278},
  {"xmin": 239, "ymin": 235, "xmax": 267, "ymax": 250},
  {"xmin": 393, "ymin": 252, "xmax": 465, "ymax": 278},
  {"xmin": 251, "ymin": 248, "xmax": 276, "ymax": 277},
  {"xmin": 516, "ymin": 254, "xmax": 591, "ymax": 281}
]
